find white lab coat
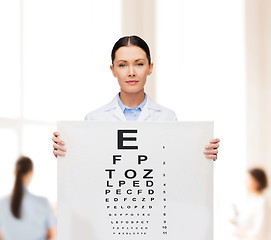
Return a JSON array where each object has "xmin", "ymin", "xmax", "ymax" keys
[
  {"xmin": 232, "ymin": 194, "xmax": 270, "ymax": 240},
  {"xmin": 85, "ymin": 94, "xmax": 177, "ymax": 121}
]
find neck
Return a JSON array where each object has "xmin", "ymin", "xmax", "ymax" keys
[
  {"xmin": 249, "ymin": 189, "xmax": 263, "ymax": 196},
  {"xmin": 22, "ymin": 172, "xmax": 32, "ymax": 186},
  {"xmin": 120, "ymin": 90, "xmax": 145, "ymax": 108}
]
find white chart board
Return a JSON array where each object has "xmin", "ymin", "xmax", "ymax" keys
[{"xmin": 57, "ymin": 121, "xmax": 213, "ymax": 240}]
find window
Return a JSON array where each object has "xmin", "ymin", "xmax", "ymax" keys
[
  {"xmin": 156, "ymin": 1, "xmax": 246, "ymax": 239},
  {"xmin": 0, "ymin": 0, "xmax": 121, "ymax": 202}
]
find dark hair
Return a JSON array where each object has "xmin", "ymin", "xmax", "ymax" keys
[
  {"xmin": 111, "ymin": 35, "xmax": 151, "ymax": 65},
  {"xmin": 248, "ymin": 168, "xmax": 268, "ymax": 192},
  {"xmin": 11, "ymin": 156, "xmax": 33, "ymax": 219}
]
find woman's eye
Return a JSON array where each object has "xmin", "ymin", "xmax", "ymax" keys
[
  {"xmin": 137, "ymin": 63, "xmax": 143, "ymax": 66},
  {"xmin": 119, "ymin": 64, "xmax": 126, "ymax": 67}
]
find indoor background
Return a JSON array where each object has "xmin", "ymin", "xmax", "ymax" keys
[{"xmin": 0, "ymin": 0, "xmax": 270, "ymax": 239}]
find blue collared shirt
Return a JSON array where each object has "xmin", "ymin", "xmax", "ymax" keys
[
  {"xmin": 0, "ymin": 188, "xmax": 56, "ymax": 240},
  {"xmin": 117, "ymin": 93, "xmax": 147, "ymax": 121}
]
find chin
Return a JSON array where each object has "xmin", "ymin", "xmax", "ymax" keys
[{"xmin": 121, "ymin": 88, "xmax": 144, "ymax": 94}]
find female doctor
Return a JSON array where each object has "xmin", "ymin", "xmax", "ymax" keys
[{"xmin": 52, "ymin": 35, "xmax": 220, "ymax": 158}]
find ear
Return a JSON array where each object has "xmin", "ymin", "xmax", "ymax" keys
[
  {"xmin": 147, "ymin": 62, "xmax": 154, "ymax": 76},
  {"xmin": 110, "ymin": 65, "xmax": 117, "ymax": 78}
]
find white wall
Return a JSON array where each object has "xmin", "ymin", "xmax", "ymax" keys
[{"xmin": 246, "ymin": 0, "xmax": 271, "ymax": 214}]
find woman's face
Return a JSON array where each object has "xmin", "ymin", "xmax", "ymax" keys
[
  {"xmin": 110, "ymin": 46, "xmax": 153, "ymax": 95},
  {"xmin": 246, "ymin": 173, "xmax": 259, "ymax": 193}
]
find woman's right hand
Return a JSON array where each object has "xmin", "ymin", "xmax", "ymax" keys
[{"xmin": 52, "ymin": 131, "xmax": 66, "ymax": 158}]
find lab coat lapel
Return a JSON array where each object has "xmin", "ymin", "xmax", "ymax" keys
[
  {"xmin": 106, "ymin": 95, "xmax": 126, "ymax": 121},
  {"xmin": 138, "ymin": 96, "xmax": 158, "ymax": 121},
  {"xmin": 112, "ymin": 106, "xmax": 126, "ymax": 121}
]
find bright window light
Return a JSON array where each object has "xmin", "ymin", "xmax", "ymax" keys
[
  {"xmin": 0, "ymin": 0, "xmax": 21, "ymax": 118},
  {"xmin": 22, "ymin": 124, "xmax": 57, "ymax": 201},
  {"xmin": 23, "ymin": 0, "xmax": 121, "ymax": 122},
  {"xmin": 0, "ymin": 129, "xmax": 19, "ymax": 197},
  {"xmin": 0, "ymin": 0, "xmax": 121, "ymax": 204},
  {"xmin": 156, "ymin": 1, "xmax": 246, "ymax": 239}
]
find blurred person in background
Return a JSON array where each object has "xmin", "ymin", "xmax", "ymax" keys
[
  {"xmin": 230, "ymin": 168, "xmax": 269, "ymax": 240},
  {"xmin": 0, "ymin": 156, "xmax": 56, "ymax": 240}
]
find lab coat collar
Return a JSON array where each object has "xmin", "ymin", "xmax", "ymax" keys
[
  {"xmin": 104, "ymin": 94, "xmax": 162, "ymax": 121},
  {"xmin": 138, "ymin": 95, "xmax": 162, "ymax": 121},
  {"xmin": 104, "ymin": 95, "xmax": 126, "ymax": 121}
]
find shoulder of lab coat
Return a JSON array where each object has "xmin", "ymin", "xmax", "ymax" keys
[{"xmin": 84, "ymin": 94, "xmax": 177, "ymax": 121}]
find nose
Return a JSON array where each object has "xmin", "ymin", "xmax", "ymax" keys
[{"xmin": 128, "ymin": 66, "xmax": 135, "ymax": 77}]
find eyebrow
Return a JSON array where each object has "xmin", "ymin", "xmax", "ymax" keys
[{"xmin": 117, "ymin": 58, "xmax": 146, "ymax": 63}]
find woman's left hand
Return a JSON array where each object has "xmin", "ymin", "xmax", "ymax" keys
[{"xmin": 203, "ymin": 138, "xmax": 220, "ymax": 161}]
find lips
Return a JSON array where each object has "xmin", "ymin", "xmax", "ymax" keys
[{"xmin": 126, "ymin": 80, "xmax": 139, "ymax": 85}]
